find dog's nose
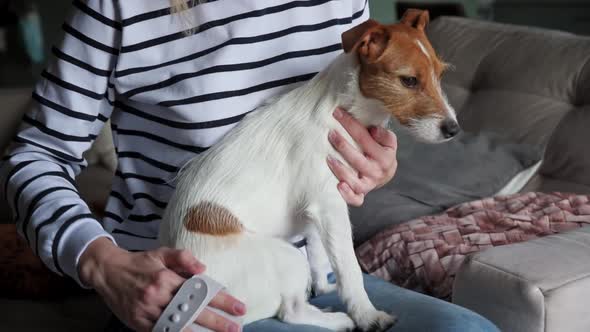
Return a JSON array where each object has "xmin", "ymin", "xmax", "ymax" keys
[{"xmin": 441, "ymin": 119, "xmax": 461, "ymax": 138}]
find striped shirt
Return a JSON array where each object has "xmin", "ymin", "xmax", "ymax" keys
[{"xmin": 0, "ymin": 0, "xmax": 369, "ymax": 285}]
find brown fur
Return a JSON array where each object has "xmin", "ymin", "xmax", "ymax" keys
[
  {"xmin": 184, "ymin": 202, "xmax": 243, "ymax": 235},
  {"xmin": 342, "ymin": 11, "xmax": 450, "ymax": 125}
]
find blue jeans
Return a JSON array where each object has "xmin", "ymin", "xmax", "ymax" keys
[{"xmin": 244, "ymin": 275, "xmax": 499, "ymax": 332}]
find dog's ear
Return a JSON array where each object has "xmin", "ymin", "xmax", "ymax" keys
[
  {"xmin": 400, "ymin": 9, "xmax": 429, "ymax": 31},
  {"xmin": 341, "ymin": 19, "xmax": 389, "ymax": 63}
]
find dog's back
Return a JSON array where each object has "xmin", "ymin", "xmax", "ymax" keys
[
  {"xmin": 159, "ymin": 66, "xmax": 345, "ymax": 323},
  {"xmin": 160, "ymin": 66, "xmax": 339, "ymax": 242},
  {"xmin": 161, "ymin": 11, "xmax": 459, "ymax": 330}
]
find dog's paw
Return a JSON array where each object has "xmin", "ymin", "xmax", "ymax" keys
[
  {"xmin": 325, "ymin": 312, "xmax": 356, "ymax": 332},
  {"xmin": 354, "ymin": 310, "xmax": 396, "ymax": 332}
]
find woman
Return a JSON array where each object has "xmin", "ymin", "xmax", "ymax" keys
[{"xmin": 0, "ymin": 1, "xmax": 499, "ymax": 331}]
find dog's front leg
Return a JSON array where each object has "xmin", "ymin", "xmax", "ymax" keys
[
  {"xmin": 304, "ymin": 225, "xmax": 337, "ymax": 296},
  {"xmin": 306, "ymin": 200, "xmax": 396, "ymax": 331}
]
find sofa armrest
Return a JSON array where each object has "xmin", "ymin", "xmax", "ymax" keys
[{"xmin": 452, "ymin": 226, "xmax": 590, "ymax": 332}]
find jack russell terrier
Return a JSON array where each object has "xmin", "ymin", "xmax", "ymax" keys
[{"xmin": 160, "ymin": 9, "xmax": 459, "ymax": 331}]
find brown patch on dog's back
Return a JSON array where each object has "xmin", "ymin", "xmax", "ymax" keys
[{"xmin": 184, "ymin": 202, "xmax": 243, "ymax": 235}]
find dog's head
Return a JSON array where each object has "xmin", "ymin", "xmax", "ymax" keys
[{"xmin": 342, "ymin": 9, "xmax": 460, "ymax": 143}]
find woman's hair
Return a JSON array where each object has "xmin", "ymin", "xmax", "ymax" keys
[
  {"xmin": 170, "ymin": 0, "xmax": 200, "ymax": 33},
  {"xmin": 170, "ymin": 0, "xmax": 196, "ymax": 14}
]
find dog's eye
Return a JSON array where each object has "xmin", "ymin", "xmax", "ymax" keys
[{"xmin": 400, "ymin": 76, "xmax": 419, "ymax": 88}]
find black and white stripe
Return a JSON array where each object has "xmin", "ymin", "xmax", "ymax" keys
[{"xmin": 0, "ymin": 0, "xmax": 369, "ymax": 284}]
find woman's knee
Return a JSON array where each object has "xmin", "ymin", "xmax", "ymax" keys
[
  {"xmin": 361, "ymin": 274, "xmax": 499, "ymax": 331},
  {"xmin": 427, "ymin": 305, "xmax": 499, "ymax": 332}
]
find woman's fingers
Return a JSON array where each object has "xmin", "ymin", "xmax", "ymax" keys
[
  {"xmin": 208, "ymin": 291, "xmax": 247, "ymax": 316},
  {"xmin": 327, "ymin": 155, "xmax": 371, "ymax": 195},
  {"xmin": 328, "ymin": 129, "xmax": 374, "ymax": 176},
  {"xmin": 333, "ymin": 108, "xmax": 381, "ymax": 158},
  {"xmin": 338, "ymin": 182, "xmax": 365, "ymax": 207},
  {"xmin": 157, "ymin": 248, "xmax": 207, "ymax": 275},
  {"xmin": 195, "ymin": 308, "xmax": 241, "ymax": 332}
]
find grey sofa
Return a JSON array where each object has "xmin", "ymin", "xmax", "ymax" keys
[
  {"xmin": 1, "ymin": 16, "xmax": 589, "ymax": 332},
  {"xmin": 426, "ymin": 17, "xmax": 590, "ymax": 332}
]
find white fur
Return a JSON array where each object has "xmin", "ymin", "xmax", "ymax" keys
[
  {"xmin": 409, "ymin": 116, "xmax": 446, "ymax": 142},
  {"xmin": 416, "ymin": 40, "xmax": 430, "ymax": 60},
  {"xmin": 431, "ymin": 71, "xmax": 457, "ymax": 123},
  {"xmin": 407, "ymin": 41, "xmax": 457, "ymax": 140},
  {"xmin": 159, "ymin": 51, "xmax": 451, "ymax": 330},
  {"xmin": 405, "ymin": 70, "xmax": 456, "ymax": 141}
]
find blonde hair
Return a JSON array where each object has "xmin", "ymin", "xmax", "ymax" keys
[
  {"xmin": 170, "ymin": 0, "xmax": 201, "ymax": 34},
  {"xmin": 170, "ymin": 0, "xmax": 196, "ymax": 14}
]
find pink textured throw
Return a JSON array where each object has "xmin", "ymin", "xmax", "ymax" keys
[{"xmin": 356, "ymin": 192, "xmax": 590, "ymax": 300}]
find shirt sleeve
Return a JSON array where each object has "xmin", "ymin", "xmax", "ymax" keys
[
  {"xmin": 0, "ymin": 0, "xmax": 121, "ymax": 287},
  {"xmin": 352, "ymin": 0, "xmax": 370, "ymax": 25}
]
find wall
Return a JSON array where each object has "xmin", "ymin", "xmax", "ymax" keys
[
  {"xmin": 493, "ymin": 0, "xmax": 590, "ymax": 35},
  {"xmin": 19, "ymin": 0, "xmax": 587, "ymax": 86},
  {"xmin": 369, "ymin": 0, "xmax": 480, "ymax": 23},
  {"xmin": 37, "ymin": 0, "xmax": 71, "ymax": 63}
]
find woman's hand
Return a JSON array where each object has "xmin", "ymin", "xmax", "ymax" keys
[
  {"xmin": 79, "ymin": 238, "xmax": 245, "ymax": 332},
  {"xmin": 327, "ymin": 107, "xmax": 398, "ymax": 207}
]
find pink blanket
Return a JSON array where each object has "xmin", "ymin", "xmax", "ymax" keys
[{"xmin": 356, "ymin": 192, "xmax": 590, "ymax": 300}]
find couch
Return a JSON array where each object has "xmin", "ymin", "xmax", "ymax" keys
[
  {"xmin": 1, "ymin": 16, "xmax": 589, "ymax": 332},
  {"xmin": 425, "ymin": 17, "xmax": 590, "ymax": 332}
]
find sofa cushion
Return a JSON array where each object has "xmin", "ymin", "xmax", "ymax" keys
[
  {"xmin": 350, "ymin": 125, "xmax": 542, "ymax": 245},
  {"xmin": 453, "ymin": 225, "xmax": 590, "ymax": 332},
  {"xmin": 357, "ymin": 192, "xmax": 590, "ymax": 301},
  {"xmin": 539, "ymin": 105, "xmax": 590, "ymax": 187},
  {"xmin": 523, "ymin": 175, "xmax": 590, "ymax": 195},
  {"xmin": 426, "ymin": 17, "xmax": 590, "ymax": 147}
]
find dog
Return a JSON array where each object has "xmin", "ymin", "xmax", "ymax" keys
[{"xmin": 160, "ymin": 9, "xmax": 459, "ymax": 331}]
